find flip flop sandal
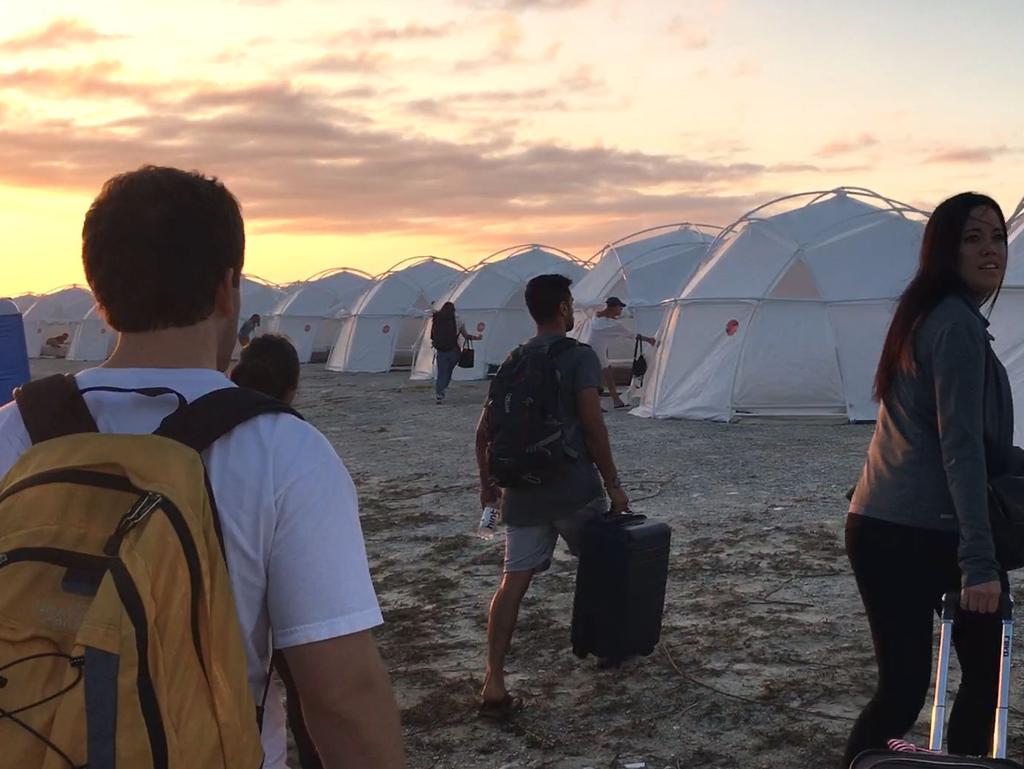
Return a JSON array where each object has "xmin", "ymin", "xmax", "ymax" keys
[{"xmin": 477, "ymin": 694, "xmax": 525, "ymax": 720}]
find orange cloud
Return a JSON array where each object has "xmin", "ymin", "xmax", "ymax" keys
[
  {"xmin": 668, "ymin": 17, "xmax": 710, "ymax": 50},
  {"xmin": 816, "ymin": 133, "xmax": 879, "ymax": 157},
  {"xmin": 0, "ymin": 17, "xmax": 123, "ymax": 52},
  {"xmin": 924, "ymin": 146, "xmax": 1012, "ymax": 164},
  {"xmin": 324, "ymin": 22, "xmax": 457, "ymax": 45},
  {"xmin": 0, "ymin": 78, "xmax": 775, "ymax": 241}
]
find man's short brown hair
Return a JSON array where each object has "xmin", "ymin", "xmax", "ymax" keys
[{"xmin": 83, "ymin": 166, "xmax": 245, "ymax": 332}]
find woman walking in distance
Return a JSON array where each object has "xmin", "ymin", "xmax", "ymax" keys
[
  {"xmin": 843, "ymin": 193, "xmax": 1021, "ymax": 765},
  {"xmin": 429, "ymin": 301, "xmax": 481, "ymax": 404}
]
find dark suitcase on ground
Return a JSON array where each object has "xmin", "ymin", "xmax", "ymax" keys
[
  {"xmin": 571, "ymin": 512, "xmax": 670, "ymax": 664},
  {"xmin": 850, "ymin": 592, "xmax": 1021, "ymax": 768}
]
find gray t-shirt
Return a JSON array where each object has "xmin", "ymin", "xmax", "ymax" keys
[{"xmin": 500, "ymin": 334, "xmax": 606, "ymax": 526}]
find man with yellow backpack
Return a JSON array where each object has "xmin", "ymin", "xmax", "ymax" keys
[{"xmin": 0, "ymin": 167, "xmax": 405, "ymax": 769}]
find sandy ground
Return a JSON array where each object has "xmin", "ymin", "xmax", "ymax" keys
[{"xmin": 25, "ymin": 359, "xmax": 1024, "ymax": 768}]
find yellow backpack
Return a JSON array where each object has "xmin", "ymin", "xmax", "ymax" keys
[{"xmin": 0, "ymin": 375, "xmax": 298, "ymax": 769}]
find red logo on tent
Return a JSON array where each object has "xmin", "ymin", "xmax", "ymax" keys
[
  {"xmin": 477, "ymin": 322, "xmax": 486, "ymax": 333},
  {"xmin": 726, "ymin": 320, "xmax": 739, "ymax": 336},
  {"xmin": 304, "ymin": 324, "xmax": 311, "ymax": 332},
  {"xmin": 382, "ymin": 324, "xmax": 391, "ymax": 334}
]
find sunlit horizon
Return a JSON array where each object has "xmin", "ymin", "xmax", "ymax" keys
[{"xmin": 2, "ymin": 0, "xmax": 1023, "ymax": 297}]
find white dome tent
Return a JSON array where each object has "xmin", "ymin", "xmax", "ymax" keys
[
  {"xmin": 22, "ymin": 285, "xmax": 95, "ymax": 358},
  {"xmin": 232, "ymin": 275, "xmax": 287, "ymax": 359},
  {"xmin": 634, "ymin": 187, "xmax": 927, "ymax": 423},
  {"xmin": 571, "ymin": 223, "xmax": 719, "ymax": 366},
  {"xmin": 326, "ymin": 257, "xmax": 464, "ymax": 373},
  {"xmin": 264, "ymin": 268, "xmax": 372, "ymax": 363},
  {"xmin": 67, "ymin": 304, "xmax": 116, "ymax": 362},
  {"xmin": 410, "ymin": 245, "xmax": 588, "ymax": 381},
  {"xmin": 12, "ymin": 294, "xmax": 39, "ymax": 313},
  {"xmin": 989, "ymin": 202, "xmax": 1024, "ymax": 441}
]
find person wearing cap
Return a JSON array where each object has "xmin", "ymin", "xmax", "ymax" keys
[{"xmin": 588, "ymin": 297, "xmax": 656, "ymax": 409}]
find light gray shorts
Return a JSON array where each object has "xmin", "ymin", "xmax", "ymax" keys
[{"xmin": 504, "ymin": 497, "xmax": 606, "ymax": 574}]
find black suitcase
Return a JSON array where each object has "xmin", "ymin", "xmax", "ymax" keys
[
  {"xmin": 571, "ymin": 512, "xmax": 670, "ymax": 664},
  {"xmin": 850, "ymin": 592, "xmax": 1021, "ymax": 768}
]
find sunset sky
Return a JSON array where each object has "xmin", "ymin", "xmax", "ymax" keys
[{"xmin": 2, "ymin": 0, "xmax": 1022, "ymax": 297}]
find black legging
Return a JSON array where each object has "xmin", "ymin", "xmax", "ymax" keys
[{"xmin": 843, "ymin": 513, "xmax": 1006, "ymax": 767}]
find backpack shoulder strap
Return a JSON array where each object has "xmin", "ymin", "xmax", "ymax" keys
[
  {"xmin": 14, "ymin": 374, "xmax": 98, "ymax": 444},
  {"xmin": 547, "ymin": 337, "xmax": 580, "ymax": 358},
  {"xmin": 154, "ymin": 386, "xmax": 303, "ymax": 454}
]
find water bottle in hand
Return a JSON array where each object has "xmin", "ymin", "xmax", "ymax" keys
[{"xmin": 477, "ymin": 506, "xmax": 500, "ymax": 540}]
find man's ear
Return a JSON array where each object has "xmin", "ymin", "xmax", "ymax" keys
[{"xmin": 213, "ymin": 268, "xmax": 239, "ymax": 318}]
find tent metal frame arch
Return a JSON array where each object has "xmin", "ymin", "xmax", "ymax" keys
[
  {"xmin": 1008, "ymin": 196, "xmax": 1024, "ymax": 232},
  {"xmin": 586, "ymin": 221, "xmax": 723, "ymax": 264},
  {"xmin": 368, "ymin": 255, "xmax": 468, "ymax": 282},
  {"xmin": 690, "ymin": 187, "xmax": 929, "ymax": 296},
  {"xmin": 23, "ymin": 283, "xmax": 94, "ymax": 315},
  {"xmin": 270, "ymin": 266, "xmax": 375, "ymax": 317},
  {"xmin": 299, "ymin": 266, "xmax": 375, "ymax": 284},
  {"xmin": 241, "ymin": 273, "xmax": 285, "ymax": 290},
  {"xmin": 345, "ymin": 255, "xmax": 466, "ymax": 318},
  {"xmin": 709, "ymin": 186, "xmax": 928, "ymax": 252},
  {"xmin": 468, "ymin": 243, "xmax": 585, "ymax": 271}
]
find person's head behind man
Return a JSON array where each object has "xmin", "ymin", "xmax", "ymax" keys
[
  {"xmin": 524, "ymin": 274, "xmax": 574, "ymax": 334},
  {"xmin": 82, "ymin": 165, "xmax": 245, "ymax": 371},
  {"xmin": 604, "ymin": 296, "xmax": 626, "ymax": 320}
]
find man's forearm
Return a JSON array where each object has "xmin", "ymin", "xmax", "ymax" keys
[
  {"xmin": 305, "ymin": 670, "xmax": 406, "ymax": 769},
  {"xmin": 584, "ymin": 425, "xmax": 618, "ymax": 488},
  {"xmin": 476, "ymin": 435, "xmax": 490, "ymax": 486},
  {"xmin": 475, "ymin": 409, "xmax": 491, "ymax": 486}
]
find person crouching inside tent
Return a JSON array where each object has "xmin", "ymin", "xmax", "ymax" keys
[
  {"xmin": 230, "ymin": 334, "xmax": 320, "ymax": 769},
  {"xmin": 430, "ymin": 301, "xmax": 482, "ymax": 404}
]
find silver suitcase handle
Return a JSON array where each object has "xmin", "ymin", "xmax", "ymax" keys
[{"xmin": 929, "ymin": 592, "xmax": 1013, "ymax": 758}]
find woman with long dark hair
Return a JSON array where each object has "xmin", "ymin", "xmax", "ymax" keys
[
  {"xmin": 429, "ymin": 301, "xmax": 481, "ymax": 404},
  {"xmin": 843, "ymin": 193, "xmax": 1018, "ymax": 764}
]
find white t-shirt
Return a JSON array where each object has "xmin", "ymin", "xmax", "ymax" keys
[
  {"xmin": 588, "ymin": 316, "xmax": 635, "ymax": 368},
  {"xmin": 0, "ymin": 368, "xmax": 383, "ymax": 769}
]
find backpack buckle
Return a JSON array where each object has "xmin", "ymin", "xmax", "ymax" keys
[{"xmin": 104, "ymin": 492, "xmax": 164, "ymax": 556}]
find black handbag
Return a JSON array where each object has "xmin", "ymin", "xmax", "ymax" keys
[
  {"xmin": 989, "ymin": 475, "xmax": 1024, "ymax": 571},
  {"xmin": 458, "ymin": 340, "xmax": 475, "ymax": 369},
  {"xmin": 631, "ymin": 336, "xmax": 647, "ymax": 385}
]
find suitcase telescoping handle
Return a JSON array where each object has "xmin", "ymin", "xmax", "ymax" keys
[{"xmin": 929, "ymin": 592, "xmax": 1013, "ymax": 758}]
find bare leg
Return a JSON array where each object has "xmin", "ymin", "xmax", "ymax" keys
[
  {"xmin": 603, "ymin": 366, "xmax": 624, "ymax": 406},
  {"xmin": 481, "ymin": 569, "xmax": 534, "ymax": 702}
]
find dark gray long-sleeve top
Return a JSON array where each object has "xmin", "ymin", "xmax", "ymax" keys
[{"xmin": 850, "ymin": 293, "xmax": 1018, "ymax": 586}]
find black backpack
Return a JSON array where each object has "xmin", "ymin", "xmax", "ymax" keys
[
  {"xmin": 486, "ymin": 337, "xmax": 581, "ymax": 487},
  {"xmin": 430, "ymin": 312, "xmax": 459, "ymax": 352}
]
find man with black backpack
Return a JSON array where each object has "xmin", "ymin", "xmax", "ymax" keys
[
  {"xmin": 0, "ymin": 167, "xmax": 405, "ymax": 769},
  {"xmin": 474, "ymin": 273, "xmax": 629, "ymax": 718}
]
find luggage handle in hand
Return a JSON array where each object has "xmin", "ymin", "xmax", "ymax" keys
[
  {"xmin": 603, "ymin": 509, "xmax": 646, "ymax": 524},
  {"xmin": 929, "ymin": 592, "xmax": 1014, "ymax": 758}
]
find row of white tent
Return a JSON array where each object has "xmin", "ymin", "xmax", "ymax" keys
[{"xmin": 9, "ymin": 186, "xmax": 1024, "ymax": 436}]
